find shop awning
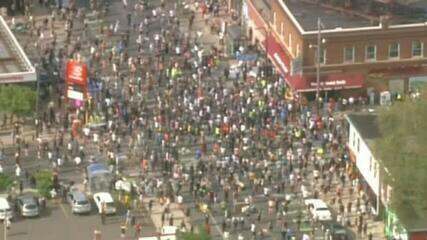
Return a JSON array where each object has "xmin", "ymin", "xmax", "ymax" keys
[{"xmin": 290, "ymin": 73, "xmax": 365, "ymax": 92}]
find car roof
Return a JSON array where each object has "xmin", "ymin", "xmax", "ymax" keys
[
  {"xmin": 70, "ymin": 191, "xmax": 87, "ymax": 201},
  {"xmin": 18, "ymin": 196, "xmax": 37, "ymax": 205},
  {"xmin": 305, "ymin": 199, "xmax": 328, "ymax": 208},
  {"xmin": 0, "ymin": 197, "xmax": 9, "ymax": 207},
  {"xmin": 93, "ymin": 192, "xmax": 113, "ymax": 202}
]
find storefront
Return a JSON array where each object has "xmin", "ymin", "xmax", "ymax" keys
[{"xmin": 290, "ymin": 73, "xmax": 365, "ymax": 92}]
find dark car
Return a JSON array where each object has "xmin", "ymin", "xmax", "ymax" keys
[{"xmin": 323, "ymin": 222, "xmax": 353, "ymax": 240}]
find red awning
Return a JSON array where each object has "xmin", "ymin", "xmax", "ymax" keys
[
  {"xmin": 290, "ymin": 73, "xmax": 365, "ymax": 92},
  {"xmin": 264, "ymin": 34, "xmax": 291, "ymax": 76}
]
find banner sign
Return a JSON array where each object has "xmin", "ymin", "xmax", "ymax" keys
[{"xmin": 66, "ymin": 60, "xmax": 88, "ymax": 86}]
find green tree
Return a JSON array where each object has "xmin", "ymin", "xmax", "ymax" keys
[
  {"xmin": 0, "ymin": 174, "xmax": 13, "ymax": 192},
  {"xmin": 0, "ymin": 85, "xmax": 36, "ymax": 116},
  {"xmin": 35, "ymin": 170, "xmax": 53, "ymax": 198},
  {"xmin": 375, "ymin": 92, "xmax": 427, "ymax": 222},
  {"xmin": 177, "ymin": 227, "xmax": 211, "ymax": 240}
]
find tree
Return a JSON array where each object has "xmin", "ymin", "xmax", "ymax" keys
[
  {"xmin": 0, "ymin": 174, "xmax": 13, "ymax": 192},
  {"xmin": 35, "ymin": 170, "xmax": 53, "ymax": 198},
  {"xmin": 0, "ymin": 85, "xmax": 37, "ymax": 116},
  {"xmin": 374, "ymin": 91, "xmax": 427, "ymax": 223}
]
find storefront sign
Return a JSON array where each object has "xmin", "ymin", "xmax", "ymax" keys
[
  {"xmin": 66, "ymin": 60, "xmax": 88, "ymax": 86},
  {"xmin": 310, "ymin": 80, "xmax": 347, "ymax": 87},
  {"xmin": 265, "ymin": 35, "xmax": 291, "ymax": 77},
  {"xmin": 290, "ymin": 73, "xmax": 365, "ymax": 92}
]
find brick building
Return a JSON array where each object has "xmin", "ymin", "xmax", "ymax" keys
[{"xmin": 243, "ymin": 0, "xmax": 427, "ymax": 100}]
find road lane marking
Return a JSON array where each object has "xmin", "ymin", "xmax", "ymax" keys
[{"xmin": 60, "ymin": 203, "xmax": 69, "ymax": 219}]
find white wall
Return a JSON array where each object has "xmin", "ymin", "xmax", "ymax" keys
[{"xmin": 348, "ymin": 124, "xmax": 380, "ymax": 196}]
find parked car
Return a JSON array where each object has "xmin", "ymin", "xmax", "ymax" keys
[
  {"xmin": 93, "ymin": 192, "xmax": 116, "ymax": 215},
  {"xmin": 16, "ymin": 194, "xmax": 39, "ymax": 217},
  {"xmin": 0, "ymin": 197, "xmax": 13, "ymax": 220},
  {"xmin": 67, "ymin": 190, "xmax": 91, "ymax": 214},
  {"xmin": 304, "ymin": 198, "xmax": 332, "ymax": 221},
  {"xmin": 322, "ymin": 221, "xmax": 353, "ymax": 240}
]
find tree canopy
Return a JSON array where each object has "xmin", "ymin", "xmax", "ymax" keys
[
  {"xmin": 375, "ymin": 92, "xmax": 427, "ymax": 224},
  {"xmin": 0, "ymin": 85, "xmax": 37, "ymax": 116}
]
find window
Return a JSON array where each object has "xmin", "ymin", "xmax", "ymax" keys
[
  {"xmin": 273, "ymin": 12, "xmax": 277, "ymax": 30},
  {"xmin": 296, "ymin": 44, "xmax": 300, "ymax": 56},
  {"xmin": 281, "ymin": 22, "xmax": 284, "ymax": 37},
  {"xmin": 344, "ymin": 47, "xmax": 355, "ymax": 63},
  {"xmin": 412, "ymin": 40, "xmax": 423, "ymax": 57},
  {"xmin": 374, "ymin": 163, "xmax": 378, "ymax": 177},
  {"xmin": 357, "ymin": 138, "xmax": 360, "ymax": 153},
  {"xmin": 366, "ymin": 45, "xmax": 376, "ymax": 61},
  {"xmin": 389, "ymin": 43, "xmax": 400, "ymax": 59},
  {"xmin": 319, "ymin": 49, "xmax": 326, "ymax": 64},
  {"xmin": 369, "ymin": 157, "xmax": 373, "ymax": 171},
  {"xmin": 352, "ymin": 131, "xmax": 355, "ymax": 147}
]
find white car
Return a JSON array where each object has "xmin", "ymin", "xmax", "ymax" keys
[
  {"xmin": 304, "ymin": 199, "xmax": 332, "ymax": 221},
  {"xmin": 0, "ymin": 197, "xmax": 13, "ymax": 220},
  {"xmin": 93, "ymin": 192, "xmax": 116, "ymax": 215}
]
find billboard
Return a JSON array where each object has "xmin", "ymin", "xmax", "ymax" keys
[{"xmin": 66, "ymin": 60, "xmax": 88, "ymax": 86}]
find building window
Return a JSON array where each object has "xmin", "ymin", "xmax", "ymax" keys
[
  {"xmin": 374, "ymin": 163, "xmax": 378, "ymax": 177},
  {"xmin": 366, "ymin": 45, "xmax": 376, "ymax": 61},
  {"xmin": 281, "ymin": 22, "xmax": 284, "ymax": 38},
  {"xmin": 352, "ymin": 131, "xmax": 355, "ymax": 147},
  {"xmin": 344, "ymin": 47, "xmax": 355, "ymax": 63},
  {"xmin": 319, "ymin": 49, "xmax": 326, "ymax": 64},
  {"xmin": 273, "ymin": 12, "xmax": 277, "ymax": 30},
  {"xmin": 412, "ymin": 40, "xmax": 423, "ymax": 57},
  {"xmin": 369, "ymin": 157, "xmax": 373, "ymax": 171},
  {"xmin": 389, "ymin": 42, "xmax": 400, "ymax": 59},
  {"xmin": 357, "ymin": 138, "xmax": 360, "ymax": 153}
]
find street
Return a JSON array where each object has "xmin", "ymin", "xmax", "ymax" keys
[{"xmin": 0, "ymin": 0, "xmax": 387, "ymax": 239}]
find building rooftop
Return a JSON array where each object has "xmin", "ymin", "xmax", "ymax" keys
[
  {"xmin": 282, "ymin": 0, "xmax": 427, "ymax": 32},
  {"xmin": 346, "ymin": 113, "xmax": 381, "ymax": 140},
  {"xmin": 0, "ymin": 16, "xmax": 36, "ymax": 83},
  {"xmin": 284, "ymin": 0, "xmax": 374, "ymax": 31}
]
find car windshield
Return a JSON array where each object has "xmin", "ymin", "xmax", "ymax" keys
[
  {"xmin": 77, "ymin": 200, "xmax": 89, "ymax": 205},
  {"xmin": 106, "ymin": 202, "xmax": 115, "ymax": 208},
  {"xmin": 317, "ymin": 207, "xmax": 329, "ymax": 211},
  {"xmin": 25, "ymin": 204, "xmax": 37, "ymax": 209}
]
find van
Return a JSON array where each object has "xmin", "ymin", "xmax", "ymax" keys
[{"xmin": 0, "ymin": 197, "xmax": 12, "ymax": 220}]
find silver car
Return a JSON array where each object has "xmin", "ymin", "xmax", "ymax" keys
[
  {"xmin": 16, "ymin": 195, "xmax": 39, "ymax": 217},
  {"xmin": 67, "ymin": 191, "xmax": 91, "ymax": 214}
]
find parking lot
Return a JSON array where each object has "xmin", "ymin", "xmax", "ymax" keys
[{"xmin": 0, "ymin": 200, "xmax": 153, "ymax": 240}]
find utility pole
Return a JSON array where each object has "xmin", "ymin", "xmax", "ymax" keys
[{"xmin": 316, "ymin": 17, "xmax": 322, "ymax": 102}]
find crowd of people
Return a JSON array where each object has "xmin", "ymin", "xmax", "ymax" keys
[{"xmin": 2, "ymin": 0, "xmax": 378, "ymax": 239}]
